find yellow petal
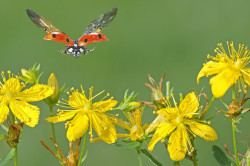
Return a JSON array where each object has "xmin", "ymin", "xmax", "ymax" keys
[
  {"xmin": 90, "ymin": 112, "xmax": 117, "ymax": 144},
  {"xmin": 0, "ymin": 100, "xmax": 9, "ymax": 124},
  {"xmin": 148, "ymin": 122, "xmax": 176, "ymax": 151},
  {"xmin": 68, "ymin": 91, "xmax": 88, "ymax": 109},
  {"xmin": 46, "ymin": 111, "xmax": 78, "ymax": 123},
  {"xmin": 145, "ymin": 114, "xmax": 165, "ymax": 134},
  {"xmin": 242, "ymin": 67, "xmax": 250, "ymax": 85},
  {"xmin": 111, "ymin": 116, "xmax": 131, "ymax": 130},
  {"xmin": 210, "ymin": 67, "xmax": 240, "ymax": 98},
  {"xmin": 9, "ymin": 100, "xmax": 40, "ymax": 127},
  {"xmin": 67, "ymin": 112, "xmax": 89, "ymax": 142},
  {"xmin": 17, "ymin": 84, "xmax": 54, "ymax": 102},
  {"xmin": 197, "ymin": 61, "xmax": 228, "ymax": 84},
  {"xmin": 187, "ymin": 120, "xmax": 217, "ymax": 141},
  {"xmin": 156, "ymin": 107, "xmax": 177, "ymax": 121},
  {"xmin": 167, "ymin": 124, "xmax": 188, "ymax": 161},
  {"xmin": 2, "ymin": 78, "xmax": 21, "ymax": 93},
  {"xmin": 92, "ymin": 100, "xmax": 117, "ymax": 112},
  {"xmin": 179, "ymin": 92, "xmax": 199, "ymax": 117}
]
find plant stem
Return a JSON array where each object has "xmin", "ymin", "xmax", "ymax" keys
[
  {"xmin": 200, "ymin": 96, "xmax": 215, "ymax": 119},
  {"xmin": 137, "ymin": 148, "xmax": 142, "ymax": 166},
  {"xmin": 232, "ymin": 118, "xmax": 240, "ymax": 166},
  {"xmin": 49, "ymin": 104, "xmax": 64, "ymax": 166},
  {"xmin": 191, "ymin": 139, "xmax": 198, "ymax": 166},
  {"xmin": 11, "ymin": 112, "xmax": 17, "ymax": 166},
  {"xmin": 78, "ymin": 133, "xmax": 87, "ymax": 166},
  {"xmin": 232, "ymin": 84, "xmax": 236, "ymax": 100},
  {"xmin": 49, "ymin": 105, "xmax": 57, "ymax": 142}
]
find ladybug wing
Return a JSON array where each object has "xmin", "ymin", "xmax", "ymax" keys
[
  {"xmin": 78, "ymin": 8, "xmax": 117, "ymax": 46},
  {"xmin": 26, "ymin": 8, "xmax": 74, "ymax": 46},
  {"xmin": 84, "ymin": 8, "xmax": 117, "ymax": 34},
  {"xmin": 78, "ymin": 32, "xmax": 108, "ymax": 46}
]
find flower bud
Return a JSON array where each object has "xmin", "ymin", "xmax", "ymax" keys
[{"xmin": 48, "ymin": 73, "xmax": 59, "ymax": 103}]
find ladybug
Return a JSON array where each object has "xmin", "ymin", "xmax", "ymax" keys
[{"xmin": 26, "ymin": 8, "xmax": 117, "ymax": 58}]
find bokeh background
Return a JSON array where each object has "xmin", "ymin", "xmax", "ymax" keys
[{"xmin": 0, "ymin": 0, "xmax": 249, "ymax": 165}]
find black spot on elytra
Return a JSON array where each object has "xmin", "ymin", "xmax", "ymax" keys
[
  {"xmin": 84, "ymin": 38, "xmax": 88, "ymax": 42},
  {"xmin": 98, "ymin": 34, "xmax": 102, "ymax": 39},
  {"xmin": 52, "ymin": 34, "xmax": 56, "ymax": 38},
  {"xmin": 66, "ymin": 38, "xmax": 69, "ymax": 43}
]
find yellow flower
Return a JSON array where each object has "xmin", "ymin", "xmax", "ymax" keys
[
  {"xmin": 197, "ymin": 42, "xmax": 250, "ymax": 98},
  {"xmin": 0, "ymin": 71, "xmax": 53, "ymax": 127},
  {"xmin": 46, "ymin": 86, "xmax": 118, "ymax": 144},
  {"xmin": 112, "ymin": 107, "xmax": 147, "ymax": 141},
  {"xmin": 148, "ymin": 92, "xmax": 217, "ymax": 161}
]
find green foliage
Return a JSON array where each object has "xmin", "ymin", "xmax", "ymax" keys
[
  {"xmin": 212, "ymin": 145, "xmax": 231, "ymax": 166},
  {"xmin": 0, "ymin": 149, "xmax": 15, "ymax": 166}
]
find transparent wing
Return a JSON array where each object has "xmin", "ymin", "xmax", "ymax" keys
[
  {"xmin": 84, "ymin": 8, "xmax": 117, "ymax": 34},
  {"xmin": 26, "ymin": 8, "xmax": 60, "ymax": 33}
]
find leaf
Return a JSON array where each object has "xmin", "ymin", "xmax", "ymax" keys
[
  {"xmin": 0, "ymin": 134, "xmax": 7, "ymax": 140},
  {"xmin": 0, "ymin": 124, "xmax": 8, "ymax": 133},
  {"xmin": 121, "ymin": 141, "xmax": 141, "ymax": 149},
  {"xmin": 0, "ymin": 148, "xmax": 15, "ymax": 166},
  {"xmin": 81, "ymin": 150, "xmax": 88, "ymax": 164},
  {"xmin": 141, "ymin": 148, "xmax": 162, "ymax": 166},
  {"xmin": 212, "ymin": 145, "xmax": 231, "ymax": 166}
]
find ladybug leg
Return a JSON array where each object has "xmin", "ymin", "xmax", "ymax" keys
[
  {"xmin": 58, "ymin": 49, "xmax": 71, "ymax": 55},
  {"xmin": 84, "ymin": 47, "xmax": 95, "ymax": 55}
]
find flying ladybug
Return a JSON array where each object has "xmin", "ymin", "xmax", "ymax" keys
[{"xmin": 26, "ymin": 8, "xmax": 117, "ymax": 58}]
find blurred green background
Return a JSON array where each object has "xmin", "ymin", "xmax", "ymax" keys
[{"xmin": 0, "ymin": 0, "xmax": 249, "ymax": 165}]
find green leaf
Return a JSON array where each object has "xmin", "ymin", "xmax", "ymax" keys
[
  {"xmin": 0, "ymin": 134, "xmax": 7, "ymax": 140},
  {"xmin": 80, "ymin": 150, "xmax": 88, "ymax": 164},
  {"xmin": 141, "ymin": 148, "xmax": 162, "ymax": 166},
  {"xmin": 232, "ymin": 123, "xmax": 240, "ymax": 133},
  {"xmin": 121, "ymin": 141, "xmax": 141, "ymax": 149},
  {"xmin": 0, "ymin": 148, "xmax": 15, "ymax": 166},
  {"xmin": 0, "ymin": 124, "xmax": 8, "ymax": 133},
  {"xmin": 212, "ymin": 145, "xmax": 231, "ymax": 166}
]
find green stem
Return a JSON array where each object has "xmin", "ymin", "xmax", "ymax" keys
[
  {"xmin": 137, "ymin": 148, "xmax": 142, "ymax": 166},
  {"xmin": 200, "ymin": 96, "xmax": 215, "ymax": 119},
  {"xmin": 78, "ymin": 133, "xmax": 87, "ymax": 166},
  {"xmin": 232, "ymin": 118, "xmax": 240, "ymax": 166},
  {"xmin": 191, "ymin": 139, "xmax": 198, "ymax": 166},
  {"xmin": 232, "ymin": 84, "xmax": 236, "ymax": 100},
  {"xmin": 49, "ymin": 105, "xmax": 64, "ymax": 166},
  {"xmin": 49, "ymin": 105, "xmax": 57, "ymax": 142},
  {"xmin": 11, "ymin": 112, "xmax": 17, "ymax": 166},
  {"xmin": 14, "ymin": 147, "xmax": 17, "ymax": 166}
]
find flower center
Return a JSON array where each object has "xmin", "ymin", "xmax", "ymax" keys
[
  {"xmin": 175, "ymin": 115, "xmax": 183, "ymax": 125},
  {"xmin": 5, "ymin": 90, "xmax": 14, "ymax": 101},
  {"xmin": 234, "ymin": 60, "xmax": 242, "ymax": 69},
  {"xmin": 84, "ymin": 102, "xmax": 92, "ymax": 111}
]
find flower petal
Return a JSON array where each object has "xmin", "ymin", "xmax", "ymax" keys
[
  {"xmin": 186, "ymin": 120, "xmax": 217, "ymax": 141},
  {"xmin": 68, "ymin": 91, "xmax": 88, "ymax": 109},
  {"xmin": 17, "ymin": 84, "xmax": 53, "ymax": 102},
  {"xmin": 148, "ymin": 122, "xmax": 176, "ymax": 151},
  {"xmin": 92, "ymin": 100, "xmax": 117, "ymax": 112},
  {"xmin": 67, "ymin": 112, "xmax": 89, "ymax": 142},
  {"xmin": 167, "ymin": 124, "xmax": 188, "ymax": 161},
  {"xmin": 156, "ymin": 107, "xmax": 177, "ymax": 121},
  {"xmin": 197, "ymin": 61, "xmax": 228, "ymax": 84},
  {"xmin": 179, "ymin": 92, "xmax": 199, "ymax": 116},
  {"xmin": 9, "ymin": 100, "xmax": 40, "ymax": 127},
  {"xmin": 46, "ymin": 111, "xmax": 78, "ymax": 123},
  {"xmin": 90, "ymin": 112, "xmax": 117, "ymax": 144},
  {"xmin": 145, "ymin": 114, "xmax": 165, "ymax": 134},
  {"xmin": 2, "ymin": 78, "xmax": 21, "ymax": 93},
  {"xmin": 0, "ymin": 100, "xmax": 9, "ymax": 124},
  {"xmin": 210, "ymin": 67, "xmax": 240, "ymax": 98},
  {"xmin": 242, "ymin": 67, "xmax": 250, "ymax": 85}
]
